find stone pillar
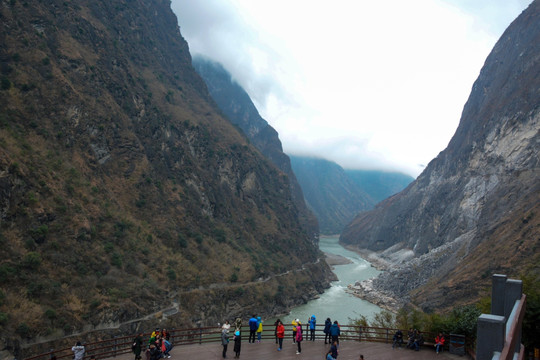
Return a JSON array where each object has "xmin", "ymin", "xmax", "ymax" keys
[
  {"xmin": 505, "ymin": 279, "xmax": 523, "ymax": 355},
  {"xmin": 491, "ymin": 274, "xmax": 507, "ymax": 316},
  {"xmin": 476, "ymin": 314, "xmax": 505, "ymax": 360},
  {"xmin": 504, "ymin": 279, "xmax": 523, "ymax": 318}
]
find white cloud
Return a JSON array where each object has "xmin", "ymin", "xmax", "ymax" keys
[{"xmin": 171, "ymin": 0, "xmax": 533, "ymax": 177}]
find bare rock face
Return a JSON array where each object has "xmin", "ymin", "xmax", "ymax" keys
[
  {"xmin": 341, "ymin": 0, "xmax": 540, "ymax": 311},
  {"xmin": 192, "ymin": 57, "xmax": 320, "ymax": 241}
]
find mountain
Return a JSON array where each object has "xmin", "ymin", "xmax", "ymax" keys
[
  {"xmin": 0, "ymin": 0, "xmax": 333, "ymax": 356},
  {"xmin": 289, "ymin": 156, "xmax": 374, "ymax": 234},
  {"xmin": 191, "ymin": 56, "xmax": 319, "ymax": 240},
  {"xmin": 344, "ymin": 170, "xmax": 414, "ymax": 204},
  {"xmin": 190, "ymin": 58, "xmax": 414, "ymax": 236},
  {"xmin": 341, "ymin": 0, "xmax": 540, "ymax": 312}
]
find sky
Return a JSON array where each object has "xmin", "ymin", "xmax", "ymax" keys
[{"xmin": 170, "ymin": 0, "xmax": 533, "ymax": 178}]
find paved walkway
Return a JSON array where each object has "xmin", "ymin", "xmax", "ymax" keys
[{"xmin": 120, "ymin": 340, "xmax": 465, "ymax": 360}]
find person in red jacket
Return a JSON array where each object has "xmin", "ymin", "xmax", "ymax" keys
[
  {"xmin": 276, "ymin": 320, "xmax": 285, "ymax": 351},
  {"xmin": 435, "ymin": 333, "xmax": 445, "ymax": 353}
]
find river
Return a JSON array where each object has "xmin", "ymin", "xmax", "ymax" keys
[{"xmin": 272, "ymin": 235, "xmax": 384, "ymax": 326}]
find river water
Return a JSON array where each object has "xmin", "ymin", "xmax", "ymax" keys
[{"xmin": 273, "ymin": 235, "xmax": 383, "ymax": 326}]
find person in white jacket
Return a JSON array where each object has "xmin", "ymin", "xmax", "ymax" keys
[{"xmin": 72, "ymin": 341, "xmax": 85, "ymax": 360}]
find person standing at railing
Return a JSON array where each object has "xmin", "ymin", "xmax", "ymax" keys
[
  {"xmin": 330, "ymin": 321, "xmax": 340, "ymax": 345},
  {"xmin": 221, "ymin": 328, "xmax": 230, "ymax": 359},
  {"xmin": 132, "ymin": 333, "xmax": 143, "ymax": 360},
  {"xmin": 276, "ymin": 320, "xmax": 285, "ymax": 351},
  {"xmin": 274, "ymin": 319, "xmax": 281, "ymax": 344},
  {"xmin": 256, "ymin": 316, "xmax": 263, "ymax": 343},
  {"xmin": 324, "ymin": 318, "xmax": 332, "ymax": 344},
  {"xmin": 291, "ymin": 319, "xmax": 298, "ymax": 344},
  {"xmin": 295, "ymin": 320, "xmax": 303, "ymax": 355},
  {"xmin": 71, "ymin": 341, "xmax": 85, "ymax": 360},
  {"xmin": 248, "ymin": 315, "xmax": 258, "ymax": 343},
  {"xmin": 308, "ymin": 315, "xmax": 316, "ymax": 341}
]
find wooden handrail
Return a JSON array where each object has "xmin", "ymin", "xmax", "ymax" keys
[{"xmin": 498, "ymin": 294, "xmax": 527, "ymax": 360}]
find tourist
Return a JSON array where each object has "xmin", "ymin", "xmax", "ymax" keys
[
  {"xmin": 435, "ymin": 332, "xmax": 445, "ymax": 353},
  {"xmin": 248, "ymin": 314, "xmax": 258, "ymax": 343},
  {"xmin": 291, "ymin": 318, "xmax": 298, "ymax": 343},
  {"xmin": 392, "ymin": 329, "xmax": 403, "ymax": 349},
  {"xmin": 329, "ymin": 340, "xmax": 339, "ymax": 359},
  {"xmin": 359, "ymin": 355, "xmax": 364, "ymax": 360},
  {"xmin": 308, "ymin": 315, "xmax": 316, "ymax": 341},
  {"xmin": 161, "ymin": 328, "xmax": 170, "ymax": 341},
  {"xmin": 221, "ymin": 328, "xmax": 230, "ymax": 358},
  {"xmin": 71, "ymin": 341, "xmax": 85, "ymax": 360},
  {"xmin": 413, "ymin": 331, "xmax": 424, "ymax": 351},
  {"xmin": 295, "ymin": 320, "xmax": 303, "ymax": 354},
  {"xmin": 222, "ymin": 320, "xmax": 231, "ymax": 331},
  {"xmin": 161, "ymin": 338, "xmax": 172, "ymax": 358},
  {"xmin": 406, "ymin": 328, "xmax": 416, "ymax": 348},
  {"xmin": 276, "ymin": 320, "xmax": 285, "ymax": 351},
  {"xmin": 274, "ymin": 319, "xmax": 281, "ymax": 344},
  {"xmin": 132, "ymin": 333, "xmax": 144, "ymax": 360},
  {"xmin": 233, "ymin": 330, "xmax": 242, "ymax": 358},
  {"xmin": 147, "ymin": 342, "xmax": 161, "ymax": 360},
  {"xmin": 330, "ymin": 320, "xmax": 340, "ymax": 345},
  {"xmin": 256, "ymin": 316, "xmax": 263, "ymax": 343},
  {"xmin": 324, "ymin": 317, "xmax": 332, "ymax": 344}
]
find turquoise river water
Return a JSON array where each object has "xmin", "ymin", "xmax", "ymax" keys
[{"xmin": 270, "ymin": 235, "xmax": 383, "ymax": 326}]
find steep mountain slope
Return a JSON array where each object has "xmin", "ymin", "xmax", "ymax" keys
[
  {"xmin": 192, "ymin": 56, "xmax": 319, "ymax": 240},
  {"xmin": 341, "ymin": 0, "xmax": 540, "ymax": 311},
  {"xmin": 0, "ymin": 0, "xmax": 333, "ymax": 354},
  {"xmin": 289, "ymin": 156, "xmax": 374, "ymax": 234},
  {"xmin": 344, "ymin": 170, "xmax": 414, "ymax": 204}
]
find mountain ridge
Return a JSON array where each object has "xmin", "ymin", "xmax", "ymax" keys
[
  {"xmin": 0, "ymin": 1, "xmax": 333, "ymax": 357},
  {"xmin": 341, "ymin": 0, "xmax": 540, "ymax": 311}
]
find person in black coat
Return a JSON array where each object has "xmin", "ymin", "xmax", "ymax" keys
[
  {"xmin": 324, "ymin": 318, "xmax": 332, "ymax": 344},
  {"xmin": 233, "ymin": 330, "xmax": 242, "ymax": 358}
]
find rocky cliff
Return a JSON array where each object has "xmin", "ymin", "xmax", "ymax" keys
[
  {"xmin": 341, "ymin": 0, "xmax": 540, "ymax": 311},
  {"xmin": 0, "ymin": 0, "xmax": 333, "ymax": 356},
  {"xmin": 192, "ymin": 56, "xmax": 319, "ymax": 240}
]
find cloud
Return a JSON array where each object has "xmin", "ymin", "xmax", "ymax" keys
[{"xmin": 171, "ymin": 0, "xmax": 533, "ymax": 177}]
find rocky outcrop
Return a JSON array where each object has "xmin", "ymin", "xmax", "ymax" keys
[{"xmin": 341, "ymin": 0, "xmax": 540, "ymax": 311}]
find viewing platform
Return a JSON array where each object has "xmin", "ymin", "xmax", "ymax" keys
[{"xmin": 107, "ymin": 340, "xmax": 464, "ymax": 360}]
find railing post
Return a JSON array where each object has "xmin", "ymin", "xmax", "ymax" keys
[
  {"xmin": 198, "ymin": 324, "xmax": 202, "ymax": 345},
  {"xmin": 113, "ymin": 335, "xmax": 117, "ymax": 357},
  {"xmin": 477, "ymin": 314, "xmax": 505, "ymax": 359},
  {"xmin": 492, "ymin": 274, "xmax": 507, "ymax": 316}
]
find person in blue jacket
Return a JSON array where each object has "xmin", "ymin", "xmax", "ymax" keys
[
  {"xmin": 248, "ymin": 314, "xmax": 258, "ymax": 343},
  {"xmin": 308, "ymin": 315, "xmax": 316, "ymax": 341},
  {"xmin": 330, "ymin": 320, "xmax": 340, "ymax": 345},
  {"xmin": 324, "ymin": 318, "xmax": 332, "ymax": 344}
]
